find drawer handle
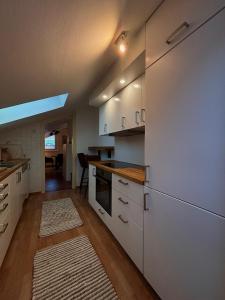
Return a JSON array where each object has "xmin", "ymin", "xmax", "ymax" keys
[
  {"xmin": 98, "ymin": 208, "xmax": 104, "ymax": 215},
  {"xmin": 118, "ymin": 197, "xmax": 128, "ymax": 205},
  {"xmin": 118, "ymin": 179, "xmax": 128, "ymax": 186},
  {"xmin": 118, "ymin": 214, "xmax": 128, "ymax": 224},
  {"xmin": 0, "ymin": 223, "xmax": 8, "ymax": 234},
  {"xmin": 0, "ymin": 183, "xmax": 8, "ymax": 192},
  {"xmin": 0, "ymin": 193, "xmax": 8, "ymax": 202},
  {"xmin": 144, "ymin": 165, "xmax": 150, "ymax": 184},
  {"xmin": 0, "ymin": 203, "xmax": 8, "ymax": 213},
  {"xmin": 121, "ymin": 116, "xmax": 126, "ymax": 129},
  {"xmin": 140, "ymin": 108, "xmax": 145, "ymax": 123},
  {"xmin": 166, "ymin": 22, "xmax": 190, "ymax": 45},
  {"xmin": 135, "ymin": 111, "xmax": 140, "ymax": 125}
]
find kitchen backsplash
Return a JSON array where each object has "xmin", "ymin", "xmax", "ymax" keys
[{"xmin": 114, "ymin": 134, "xmax": 144, "ymax": 165}]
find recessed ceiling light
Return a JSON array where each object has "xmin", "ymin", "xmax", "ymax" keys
[
  {"xmin": 133, "ymin": 83, "xmax": 140, "ymax": 88},
  {"xmin": 114, "ymin": 97, "xmax": 120, "ymax": 102},
  {"xmin": 115, "ymin": 31, "xmax": 128, "ymax": 54},
  {"xmin": 119, "ymin": 43, "xmax": 127, "ymax": 53},
  {"xmin": 102, "ymin": 94, "xmax": 108, "ymax": 99},
  {"xmin": 120, "ymin": 79, "xmax": 126, "ymax": 84}
]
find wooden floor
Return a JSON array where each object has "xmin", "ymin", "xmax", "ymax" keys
[
  {"xmin": 45, "ymin": 167, "xmax": 72, "ymax": 192},
  {"xmin": 0, "ymin": 189, "xmax": 160, "ymax": 300}
]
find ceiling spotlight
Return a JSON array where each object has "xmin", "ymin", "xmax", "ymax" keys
[
  {"xmin": 114, "ymin": 97, "xmax": 120, "ymax": 102},
  {"xmin": 102, "ymin": 94, "xmax": 108, "ymax": 100},
  {"xmin": 115, "ymin": 31, "xmax": 128, "ymax": 54},
  {"xmin": 133, "ymin": 83, "xmax": 140, "ymax": 88},
  {"xmin": 120, "ymin": 79, "xmax": 126, "ymax": 84}
]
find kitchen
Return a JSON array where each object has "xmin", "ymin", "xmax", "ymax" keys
[{"xmin": 0, "ymin": 1, "xmax": 225, "ymax": 300}]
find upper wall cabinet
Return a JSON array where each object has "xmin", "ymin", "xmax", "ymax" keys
[
  {"xmin": 146, "ymin": 0, "xmax": 225, "ymax": 67},
  {"xmin": 99, "ymin": 75, "xmax": 145, "ymax": 136}
]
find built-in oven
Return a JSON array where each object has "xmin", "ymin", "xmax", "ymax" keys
[{"xmin": 96, "ymin": 168, "xmax": 112, "ymax": 216}]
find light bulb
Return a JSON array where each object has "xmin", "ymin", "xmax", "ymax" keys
[
  {"xmin": 120, "ymin": 79, "xmax": 126, "ymax": 84},
  {"xmin": 119, "ymin": 42, "xmax": 127, "ymax": 53},
  {"xmin": 102, "ymin": 95, "xmax": 108, "ymax": 100}
]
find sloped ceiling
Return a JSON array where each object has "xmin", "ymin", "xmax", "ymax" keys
[{"xmin": 0, "ymin": 0, "xmax": 160, "ymax": 115}]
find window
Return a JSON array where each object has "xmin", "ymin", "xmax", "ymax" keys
[
  {"xmin": 45, "ymin": 135, "xmax": 56, "ymax": 150},
  {"xmin": 0, "ymin": 93, "xmax": 68, "ymax": 125}
]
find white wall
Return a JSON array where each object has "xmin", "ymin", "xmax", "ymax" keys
[
  {"xmin": 0, "ymin": 122, "xmax": 44, "ymax": 193},
  {"xmin": 114, "ymin": 134, "xmax": 144, "ymax": 165},
  {"xmin": 74, "ymin": 105, "xmax": 114, "ymax": 186}
]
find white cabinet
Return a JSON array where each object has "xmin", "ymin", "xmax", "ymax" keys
[
  {"xmin": 0, "ymin": 163, "xmax": 29, "ymax": 268},
  {"xmin": 145, "ymin": 0, "xmax": 225, "ymax": 67},
  {"xmin": 145, "ymin": 9, "xmax": 225, "ymax": 216},
  {"xmin": 143, "ymin": 187, "xmax": 225, "ymax": 300},
  {"xmin": 112, "ymin": 174, "xmax": 144, "ymax": 271},
  {"xmin": 88, "ymin": 164, "xmax": 96, "ymax": 210},
  {"xmin": 99, "ymin": 75, "xmax": 145, "ymax": 135}
]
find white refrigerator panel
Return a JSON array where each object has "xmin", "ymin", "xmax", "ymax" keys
[
  {"xmin": 143, "ymin": 187, "xmax": 225, "ymax": 300},
  {"xmin": 145, "ymin": 9, "xmax": 225, "ymax": 216}
]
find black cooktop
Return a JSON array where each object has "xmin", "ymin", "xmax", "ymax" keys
[{"xmin": 102, "ymin": 161, "xmax": 143, "ymax": 169}]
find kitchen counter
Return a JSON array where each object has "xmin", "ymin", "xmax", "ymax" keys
[
  {"xmin": 89, "ymin": 160, "xmax": 145, "ymax": 185},
  {"xmin": 0, "ymin": 159, "xmax": 30, "ymax": 182}
]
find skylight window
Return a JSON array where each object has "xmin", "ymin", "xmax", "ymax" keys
[{"xmin": 0, "ymin": 93, "xmax": 68, "ymax": 125}]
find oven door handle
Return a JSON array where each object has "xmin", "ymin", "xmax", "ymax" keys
[{"xmin": 96, "ymin": 175, "xmax": 110, "ymax": 184}]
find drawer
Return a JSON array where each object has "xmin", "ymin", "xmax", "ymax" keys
[
  {"xmin": 112, "ymin": 189, "xmax": 143, "ymax": 229},
  {"xmin": 146, "ymin": 0, "xmax": 225, "ymax": 67},
  {"xmin": 0, "ymin": 212, "xmax": 12, "ymax": 267},
  {"xmin": 112, "ymin": 174, "xmax": 144, "ymax": 206},
  {"xmin": 112, "ymin": 201, "xmax": 143, "ymax": 272},
  {"xmin": 0, "ymin": 179, "xmax": 9, "ymax": 195},
  {"xmin": 0, "ymin": 199, "xmax": 10, "ymax": 223}
]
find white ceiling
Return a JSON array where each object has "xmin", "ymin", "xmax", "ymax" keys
[{"xmin": 0, "ymin": 0, "xmax": 160, "ymax": 115}]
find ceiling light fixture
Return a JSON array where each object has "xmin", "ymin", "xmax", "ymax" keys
[
  {"xmin": 115, "ymin": 31, "xmax": 128, "ymax": 54},
  {"xmin": 120, "ymin": 79, "xmax": 126, "ymax": 84},
  {"xmin": 114, "ymin": 97, "xmax": 120, "ymax": 102},
  {"xmin": 133, "ymin": 83, "xmax": 140, "ymax": 88},
  {"xmin": 102, "ymin": 94, "xmax": 108, "ymax": 100}
]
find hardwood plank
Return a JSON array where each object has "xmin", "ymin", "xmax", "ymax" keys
[{"xmin": 0, "ymin": 189, "xmax": 159, "ymax": 300}]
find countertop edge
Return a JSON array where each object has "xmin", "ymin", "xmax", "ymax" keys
[
  {"xmin": 89, "ymin": 161, "xmax": 145, "ymax": 185},
  {"xmin": 0, "ymin": 159, "xmax": 30, "ymax": 182}
]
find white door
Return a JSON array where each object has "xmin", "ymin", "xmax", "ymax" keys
[
  {"xmin": 145, "ymin": 9, "xmax": 225, "ymax": 216},
  {"xmin": 143, "ymin": 187, "xmax": 225, "ymax": 300}
]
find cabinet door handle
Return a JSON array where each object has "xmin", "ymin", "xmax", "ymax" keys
[
  {"xmin": 0, "ymin": 203, "xmax": 8, "ymax": 213},
  {"xmin": 118, "ymin": 197, "xmax": 128, "ymax": 205},
  {"xmin": 0, "ymin": 193, "xmax": 8, "ymax": 202},
  {"xmin": 118, "ymin": 214, "xmax": 128, "ymax": 224},
  {"xmin": 98, "ymin": 208, "xmax": 104, "ymax": 215},
  {"xmin": 141, "ymin": 108, "xmax": 145, "ymax": 122},
  {"xmin": 144, "ymin": 193, "xmax": 150, "ymax": 211},
  {"xmin": 166, "ymin": 22, "xmax": 190, "ymax": 45},
  {"xmin": 135, "ymin": 111, "xmax": 140, "ymax": 125},
  {"xmin": 121, "ymin": 116, "xmax": 126, "ymax": 129},
  {"xmin": 118, "ymin": 179, "xmax": 128, "ymax": 186},
  {"xmin": 0, "ymin": 183, "xmax": 8, "ymax": 192},
  {"xmin": 0, "ymin": 223, "xmax": 8, "ymax": 234},
  {"xmin": 144, "ymin": 165, "xmax": 150, "ymax": 184}
]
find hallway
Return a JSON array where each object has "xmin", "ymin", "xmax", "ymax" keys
[{"xmin": 45, "ymin": 167, "xmax": 72, "ymax": 192}]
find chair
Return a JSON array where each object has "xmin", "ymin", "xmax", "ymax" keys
[{"xmin": 77, "ymin": 153, "xmax": 89, "ymax": 193}]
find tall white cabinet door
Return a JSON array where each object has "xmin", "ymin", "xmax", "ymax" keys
[
  {"xmin": 144, "ymin": 187, "xmax": 225, "ymax": 300},
  {"xmin": 145, "ymin": 9, "xmax": 225, "ymax": 216},
  {"xmin": 145, "ymin": 0, "xmax": 225, "ymax": 67},
  {"xmin": 120, "ymin": 77, "xmax": 143, "ymax": 130}
]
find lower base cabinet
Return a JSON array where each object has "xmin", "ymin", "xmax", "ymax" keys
[{"xmin": 143, "ymin": 187, "xmax": 225, "ymax": 300}]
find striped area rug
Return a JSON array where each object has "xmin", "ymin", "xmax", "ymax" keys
[
  {"xmin": 39, "ymin": 198, "xmax": 83, "ymax": 237},
  {"xmin": 32, "ymin": 235, "xmax": 119, "ymax": 300}
]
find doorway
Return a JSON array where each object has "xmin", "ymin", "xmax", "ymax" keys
[{"xmin": 44, "ymin": 120, "xmax": 72, "ymax": 192}]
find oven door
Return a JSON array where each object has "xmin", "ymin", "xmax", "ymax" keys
[{"xmin": 96, "ymin": 169, "xmax": 112, "ymax": 216}]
